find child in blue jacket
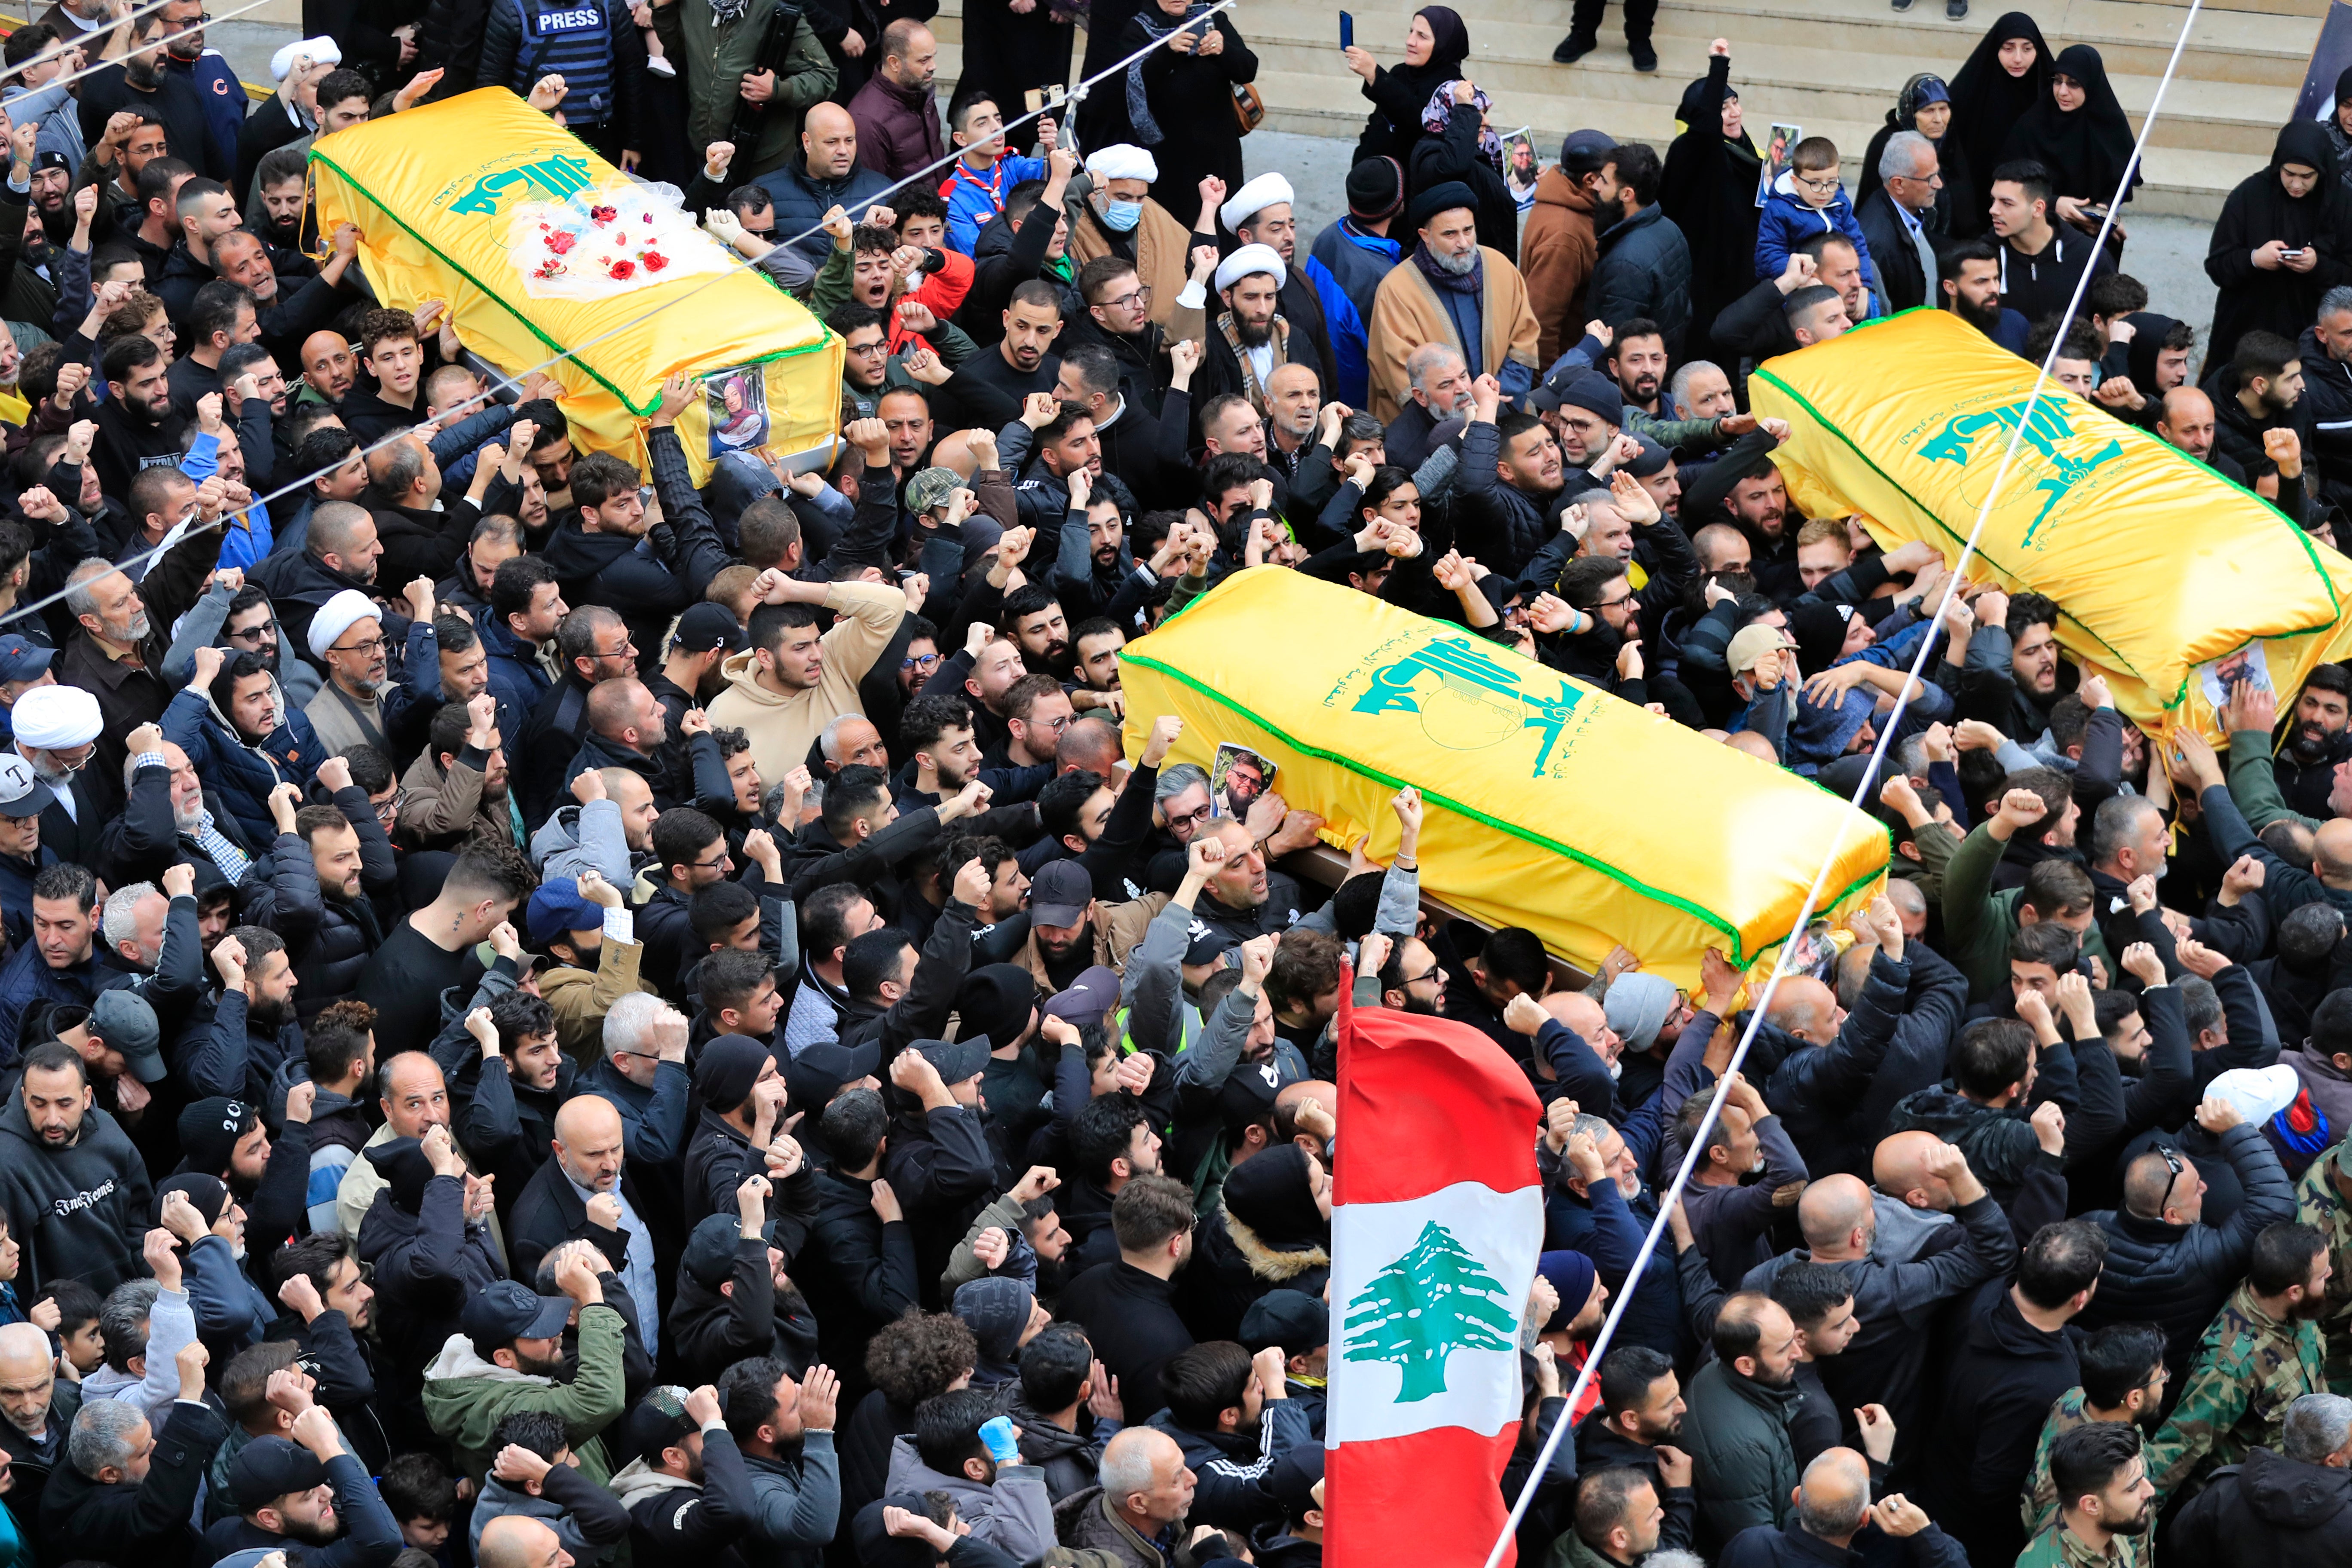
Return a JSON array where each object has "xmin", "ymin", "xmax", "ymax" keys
[{"xmin": 1754, "ymin": 136, "xmax": 1882, "ymax": 300}]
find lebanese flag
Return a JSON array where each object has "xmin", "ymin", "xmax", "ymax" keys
[{"xmin": 1328, "ymin": 976, "xmax": 1544, "ymax": 1568}]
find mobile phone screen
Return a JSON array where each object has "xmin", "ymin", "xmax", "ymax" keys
[{"xmin": 1340, "ymin": 9, "xmax": 1353, "ymax": 47}]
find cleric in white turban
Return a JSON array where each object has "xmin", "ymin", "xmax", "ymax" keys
[
  {"xmin": 12, "ymin": 682, "xmax": 104, "ymax": 824},
  {"xmin": 1070, "ymin": 144, "xmax": 1194, "ymax": 335},
  {"xmin": 306, "ymin": 589, "xmax": 380, "ymax": 665},
  {"xmin": 1212, "ymin": 243, "xmax": 1286, "ymax": 297},
  {"xmin": 1219, "ymin": 173, "xmax": 1293, "ymax": 237}
]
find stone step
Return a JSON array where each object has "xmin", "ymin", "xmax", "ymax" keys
[{"xmin": 1231, "ymin": 33, "xmax": 2292, "ymax": 158}]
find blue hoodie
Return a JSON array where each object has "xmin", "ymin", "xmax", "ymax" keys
[{"xmin": 1754, "ymin": 168, "xmax": 1881, "ymax": 297}]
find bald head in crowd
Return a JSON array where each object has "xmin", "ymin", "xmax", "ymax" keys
[
  {"xmin": 1797, "ymin": 1173, "xmax": 1876, "ymax": 1256},
  {"xmin": 1797, "ymin": 1449, "xmax": 1874, "ymax": 1544},
  {"xmin": 1874, "ymin": 1130, "xmax": 1961, "ymax": 1211},
  {"xmin": 480, "ymin": 1513, "xmax": 571, "ymax": 1568},
  {"xmin": 0, "ymin": 1322, "xmax": 57, "ymax": 1438}
]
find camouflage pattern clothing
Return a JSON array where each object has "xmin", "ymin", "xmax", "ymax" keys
[
  {"xmin": 2292, "ymin": 1140, "xmax": 2352, "ymax": 1392},
  {"xmin": 2021, "ymin": 1387, "xmax": 2093, "ymax": 1537},
  {"xmin": 2014, "ymin": 1520, "xmax": 2151, "ymax": 1568},
  {"xmin": 2141, "ymin": 1280, "xmax": 2328, "ymax": 1501}
]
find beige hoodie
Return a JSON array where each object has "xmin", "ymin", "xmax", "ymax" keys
[{"xmin": 705, "ymin": 580, "xmax": 906, "ymax": 788}]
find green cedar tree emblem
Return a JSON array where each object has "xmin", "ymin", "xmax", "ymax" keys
[{"xmin": 1343, "ymin": 1219, "xmax": 1518, "ymax": 1401}]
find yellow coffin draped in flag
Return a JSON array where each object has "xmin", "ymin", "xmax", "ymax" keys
[
  {"xmin": 1749, "ymin": 309, "xmax": 2343, "ymax": 738},
  {"xmin": 1117, "ymin": 570, "xmax": 1888, "ymax": 985},
  {"xmin": 308, "ymin": 89, "xmax": 841, "ymax": 483}
]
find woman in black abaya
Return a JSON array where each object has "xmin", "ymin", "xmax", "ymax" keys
[
  {"xmin": 2205, "ymin": 121, "xmax": 2352, "ymax": 372},
  {"xmin": 1340, "ymin": 6, "xmax": 1470, "ymax": 174},
  {"xmin": 1659, "ymin": 40, "xmax": 1761, "ymax": 350},
  {"xmin": 2002, "ymin": 44, "xmax": 2141, "ymax": 244},
  {"xmin": 1945, "ymin": 11, "xmax": 2050, "ymax": 235}
]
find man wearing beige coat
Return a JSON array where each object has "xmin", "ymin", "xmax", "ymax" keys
[
  {"xmin": 707, "ymin": 567, "xmax": 907, "ymax": 789},
  {"xmin": 1364, "ymin": 182, "xmax": 1541, "ymax": 425}
]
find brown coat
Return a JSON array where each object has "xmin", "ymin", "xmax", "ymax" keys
[
  {"xmin": 540, "ymin": 937, "xmax": 656, "ymax": 1062},
  {"xmin": 397, "ymin": 744, "xmax": 518, "ymax": 854},
  {"xmin": 1012, "ymin": 892, "xmax": 1167, "ymax": 996},
  {"xmin": 1065, "ymin": 179, "xmax": 1206, "ymax": 340},
  {"xmin": 1363, "ymin": 248, "xmax": 1542, "ymax": 424},
  {"xmin": 1521, "ymin": 166, "xmax": 1601, "ymax": 368}
]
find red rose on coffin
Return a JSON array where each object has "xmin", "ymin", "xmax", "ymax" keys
[
  {"xmin": 547, "ymin": 231, "xmax": 577, "ymax": 254},
  {"xmin": 642, "ymin": 251, "xmax": 668, "ymax": 272},
  {"xmin": 590, "ymin": 205, "xmax": 618, "ymax": 224},
  {"xmin": 609, "ymin": 259, "xmax": 635, "ymax": 279},
  {"xmin": 642, "ymin": 213, "xmax": 654, "ymax": 223}
]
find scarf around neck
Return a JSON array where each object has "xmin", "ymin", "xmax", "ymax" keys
[
  {"xmin": 1412, "ymin": 242, "xmax": 1483, "ymax": 296},
  {"xmin": 1127, "ymin": 3, "xmax": 1210, "ymax": 145}
]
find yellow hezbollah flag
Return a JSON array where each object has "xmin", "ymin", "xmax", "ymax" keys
[
  {"xmin": 308, "ymin": 89, "xmax": 841, "ymax": 483},
  {"xmin": 1117, "ymin": 569, "xmax": 1888, "ymax": 986},
  {"xmin": 1749, "ymin": 310, "xmax": 2343, "ymax": 738}
]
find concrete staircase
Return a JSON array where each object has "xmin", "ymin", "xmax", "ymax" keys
[{"xmin": 928, "ymin": 0, "xmax": 2324, "ymax": 220}]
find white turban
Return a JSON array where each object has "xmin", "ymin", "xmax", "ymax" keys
[
  {"xmin": 270, "ymin": 35, "xmax": 341, "ymax": 82},
  {"xmin": 1085, "ymin": 144, "xmax": 1158, "ymax": 184},
  {"xmin": 1213, "ymin": 243, "xmax": 1286, "ymax": 296},
  {"xmin": 1219, "ymin": 173, "xmax": 1294, "ymax": 235},
  {"xmin": 13, "ymin": 683, "xmax": 101, "ymax": 750},
  {"xmin": 307, "ymin": 589, "xmax": 380, "ymax": 662}
]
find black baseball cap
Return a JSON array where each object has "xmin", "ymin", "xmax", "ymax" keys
[
  {"xmin": 673, "ymin": 602, "xmax": 748, "ymax": 654},
  {"xmin": 228, "ymin": 1436, "xmax": 329, "ymax": 1509},
  {"xmin": 1029, "ymin": 860, "xmax": 1093, "ymax": 928},
  {"xmin": 461, "ymin": 1279, "xmax": 571, "ymax": 1352}
]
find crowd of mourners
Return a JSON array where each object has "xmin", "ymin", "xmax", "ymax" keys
[{"xmin": 0, "ymin": 0, "xmax": 2341, "ymax": 1566}]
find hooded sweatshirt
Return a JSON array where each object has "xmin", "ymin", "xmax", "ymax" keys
[
  {"xmin": 160, "ymin": 677, "xmax": 330, "ymax": 847},
  {"xmin": 703, "ymin": 579, "xmax": 907, "ymax": 790},
  {"xmin": 420, "ymin": 1303, "xmax": 629, "ymax": 1485},
  {"xmin": 2174, "ymin": 1442, "xmax": 2352, "ymax": 1568},
  {"xmin": 879, "ymin": 1436, "xmax": 1056, "ymax": 1561},
  {"xmin": 0, "ymin": 1093, "xmax": 155, "ymax": 1297}
]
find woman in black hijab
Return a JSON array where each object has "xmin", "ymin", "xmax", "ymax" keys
[
  {"xmin": 1341, "ymin": 6, "xmax": 1469, "ymax": 171},
  {"xmin": 1946, "ymin": 11, "xmax": 2050, "ymax": 233},
  {"xmin": 2002, "ymin": 44, "xmax": 2141, "ymax": 233},
  {"xmin": 2327, "ymin": 67, "xmax": 2352, "ymax": 201},
  {"xmin": 2206, "ymin": 122, "xmax": 2352, "ymax": 371},
  {"xmin": 1858, "ymin": 73, "xmax": 1971, "ymax": 235},
  {"xmin": 1659, "ymin": 40, "xmax": 1761, "ymax": 352}
]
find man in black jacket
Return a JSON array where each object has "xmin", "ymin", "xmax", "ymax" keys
[
  {"xmin": 202, "ymin": 1403, "xmax": 404, "ymax": 1568},
  {"xmin": 1918, "ymin": 1219, "xmax": 2107, "ymax": 1567},
  {"xmin": 2173, "ymin": 1391, "xmax": 2352, "ymax": 1568},
  {"xmin": 506, "ymin": 1094, "xmax": 669, "ymax": 1355},
  {"xmin": 879, "ymin": 1037, "xmax": 1006, "ymax": 1298},
  {"xmin": 1858, "ymin": 132, "xmax": 1942, "ymax": 316},
  {"xmin": 1057, "ymin": 1173, "xmax": 1197, "ymax": 1424},
  {"xmin": 40, "ymin": 1332, "xmax": 226, "ymax": 1568},
  {"xmin": 804, "ymin": 1087, "xmax": 921, "ymax": 1381},
  {"xmin": 610, "ymin": 1381, "xmax": 757, "ymax": 1568},
  {"xmin": 682, "ymin": 1035, "xmax": 820, "ymax": 1240},
  {"xmin": 0, "ymin": 1320, "xmax": 80, "ymax": 1541},
  {"xmin": 666, "ymin": 1201, "xmax": 821, "ymax": 1388}
]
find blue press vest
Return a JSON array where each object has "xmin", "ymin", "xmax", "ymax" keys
[{"xmin": 511, "ymin": 0, "xmax": 614, "ymax": 126}]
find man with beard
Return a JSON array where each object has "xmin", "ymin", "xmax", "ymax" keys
[
  {"xmin": 998, "ymin": 585, "xmax": 1073, "ymax": 685},
  {"xmin": 1680, "ymin": 1292, "xmax": 1804, "ymax": 1548},
  {"xmin": 1009, "ymin": 398, "xmax": 1102, "ymax": 534},
  {"xmin": 1050, "ymin": 340, "xmax": 1190, "ymax": 510},
  {"xmin": 609, "ymin": 1376, "xmax": 759, "ymax": 1565},
  {"xmin": 253, "ymin": 146, "xmax": 310, "ymax": 254},
  {"xmin": 1018, "ymin": 859, "xmax": 1162, "ymax": 997},
  {"xmin": 961, "ymin": 278, "xmax": 1065, "ymax": 407},
  {"xmin": 20, "ymin": 149, "xmax": 77, "ymax": 289},
  {"xmin": 1991, "ymin": 591, "xmax": 2067, "ymax": 741},
  {"xmin": 2212, "ymin": 331, "xmax": 2314, "ymax": 508},
  {"xmin": 297, "ymin": 331, "xmax": 355, "ymax": 410},
  {"xmin": 298, "ymin": 584, "xmax": 422, "ymax": 759},
  {"xmin": 208, "ymin": 1403, "xmax": 401, "ymax": 1565},
  {"xmin": 214, "ymin": 227, "xmax": 361, "ymax": 370},
  {"xmin": 1224, "ymin": 176, "xmax": 1362, "ymax": 408},
  {"xmin": 896, "ymin": 694, "xmax": 1047, "ymax": 815},
  {"xmin": 484, "ymin": 556, "xmax": 570, "ymax": 739},
  {"xmin": 2136, "ymin": 1221, "xmax": 2331, "ymax": 1501},
  {"xmin": 1063, "ymin": 253, "xmax": 1213, "ymax": 419},
  {"xmin": 154, "ymin": 177, "xmax": 242, "ymax": 323},
  {"xmin": 1384, "ymin": 343, "xmax": 1474, "ymax": 472},
  {"xmin": 166, "ymin": 641, "xmax": 326, "ymax": 845},
  {"xmin": 155, "ymin": 0, "xmax": 239, "ymax": 177},
  {"xmin": 2021, "ymin": 1324, "xmax": 2169, "ymax": 1538},
  {"xmin": 424, "ymin": 1257, "xmax": 628, "ymax": 1483},
  {"xmin": 1461, "ymin": 374, "xmax": 1568, "ymax": 576},
  {"xmin": 2272, "ymin": 665, "xmax": 2352, "ymax": 819},
  {"xmin": 61, "ymin": 536, "xmax": 222, "ymax": 799},
  {"xmin": 1607, "ymin": 320, "xmax": 1671, "ymax": 415},
  {"xmin": 1073, "ymin": 619, "xmax": 1124, "ymax": 698},
  {"xmin": 1147, "ymin": 1342, "xmax": 1310, "ymax": 1534},
  {"xmin": 77, "ymin": 12, "xmax": 219, "ymax": 184},
  {"xmin": 11, "ymin": 683, "xmax": 107, "ymax": 874},
  {"xmin": 1058, "ymin": 1173, "xmax": 1198, "ymax": 1435},
  {"xmin": 2023, "ymin": 1423, "xmax": 2155, "ymax": 1568},
  {"xmin": 400, "ymin": 695, "xmax": 519, "ymax": 854},
  {"xmin": 1366, "ymin": 185, "xmax": 1542, "ymax": 425},
  {"xmin": 506, "ymin": 1089, "xmax": 661, "ymax": 1335},
  {"xmin": 1258, "ymin": 363, "xmax": 1322, "ymax": 491},
  {"xmin": 565, "ymin": 679, "xmax": 678, "ymax": 808},
  {"xmin": 0, "ymin": 1041, "xmax": 151, "ymax": 1295},
  {"xmin": 203, "ymin": 926, "xmax": 303, "ymax": 1108},
  {"xmin": 1938, "ymin": 238, "xmax": 2030, "ymax": 351},
  {"xmin": 88, "ymin": 330, "xmax": 190, "ymax": 496},
  {"xmin": 1197, "ymin": 247, "xmax": 1320, "ymax": 423}
]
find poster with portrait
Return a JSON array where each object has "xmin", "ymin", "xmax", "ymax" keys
[
  {"xmin": 1210, "ymin": 741, "xmax": 1276, "ymax": 820},
  {"xmin": 2197, "ymin": 641, "xmax": 2274, "ymax": 710},
  {"xmin": 1503, "ymin": 129, "xmax": 1540, "ymax": 212},
  {"xmin": 1755, "ymin": 123, "xmax": 1801, "ymax": 206},
  {"xmin": 705, "ymin": 367, "xmax": 771, "ymax": 460}
]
